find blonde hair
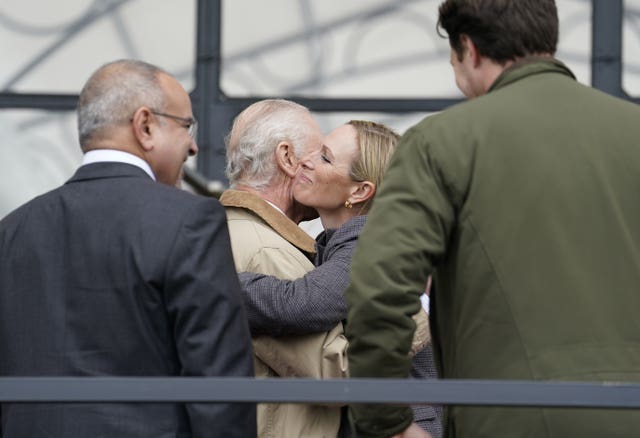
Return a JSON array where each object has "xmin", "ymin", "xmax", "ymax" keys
[{"xmin": 347, "ymin": 120, "xmax": 400, "ymax": 213}]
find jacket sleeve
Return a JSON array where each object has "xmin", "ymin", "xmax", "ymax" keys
[
  {"xmin": 238, "ymin": 241, "xmax": 354, "ymax": 336},
  {"xmin": 252, "ymin": 323, "xmax": 349, "ymax": 380},
  {"xmin": 164, "ymin": 198, "xmax": 256, "ymax": 438},
  {"xmin": 344, "ymin": 125, "xmax": 457, "ymax": 438}
]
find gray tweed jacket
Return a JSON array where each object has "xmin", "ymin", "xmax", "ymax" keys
[
  {"xmin": 411, "ymin": 345, "xmax": 443, "ymax": 438},
  {"xmin": 238, "ymin": 216, "xmax": 363, "ymax": 336}
]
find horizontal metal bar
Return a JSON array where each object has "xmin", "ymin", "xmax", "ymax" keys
[
  {"xmin": 1, "ymin": 378, "xmax": 640, "ymax": 408},
  {"xmin": 219, "ymin": 97, "xmax": 462, "ymax": 113},
  {"xmin": 2, "ymin": 92, "xmax": 636, "ymax": 114},
  {"xmin": 0, "ymin": 92, "xmax": 459, "ymax": 113},
  {"xmin": 0, "ymin": 92, "xmax": 78, "ymax": 110}
]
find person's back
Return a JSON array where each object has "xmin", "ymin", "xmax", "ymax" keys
[
  {"xmin": 344, "ymin": 2, "xmax": 640, "ymax": 437},
  {"xmin": 0, "ymin": 59, "xmax": 255, "ymax": 438},
  {"xmin": 0, "ymin": 168, "xmax": 229, "ymax": 435},
  {"xmin": 421, "ymin": 57, "xmax": 640, "ymax": 435}
]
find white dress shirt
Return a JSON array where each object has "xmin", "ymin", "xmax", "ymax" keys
[{"xmin": 82, "ymin": 149, "xmax": 156, "ymax": 181}]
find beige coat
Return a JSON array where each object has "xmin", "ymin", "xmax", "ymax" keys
[{"xmin": 221, "ymin": 190, "xmax": 347, "ymax": 438}]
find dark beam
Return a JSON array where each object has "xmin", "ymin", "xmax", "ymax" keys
[
  {"xmin": 218, "ymin": 97, "xmax": 462, "ymax": 113},
  {"xmin": 0, "ymin": 93, "xmax": 77, "ymax": 110},
  {"xmin": 192, "ymin": 0, "xmax": 227, "ymax": 182},
  {"xmin": 1, "ymin": 377, "xmax": 640, "ymax": 408},
  {"xmin": 591, "ymin": 0, "xmax": 625, "ymax": 97}
]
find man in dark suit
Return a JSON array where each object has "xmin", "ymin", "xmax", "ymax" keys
[{"xmin": 0, "ymin": 59, "xmax": 256, "ymax": 437}]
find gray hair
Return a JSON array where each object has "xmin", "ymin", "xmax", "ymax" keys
[
  {"xmin": 225, "ymin": 99, "xmax": 318, "ymax": 190},
  {"xmin": 77, "ymin": 59, "xmax": 167, "ymax": 148}
]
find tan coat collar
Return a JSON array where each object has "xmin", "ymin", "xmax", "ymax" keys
[{"xmin": 220, "ymin": 189, "xmax": 316, "ymax": 255}]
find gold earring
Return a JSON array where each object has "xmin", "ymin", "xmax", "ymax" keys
[{"xmin": 344, "ymin": 200, "xmax": 353, "ymax": 209}]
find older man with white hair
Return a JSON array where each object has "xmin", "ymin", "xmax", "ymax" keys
[{"xmin": 220, "ymin": 99, "xmax": 351, "ymax": 438}]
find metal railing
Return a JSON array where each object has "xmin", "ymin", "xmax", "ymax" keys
[{"xmin": 2, "ymin": 377, "xmax": 640, "ymax": 409}]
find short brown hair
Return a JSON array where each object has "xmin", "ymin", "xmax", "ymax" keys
[{"xmin": 437, "ymin": 0, "xmax": 558, "ymax": 63}]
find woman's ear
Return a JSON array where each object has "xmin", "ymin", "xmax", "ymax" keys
[
  {"xmin": 131, "ymin": 106, "xmax": 155, "ymax": 152},
  {"xmin": 275, "ymin": 142, "xmax": 298, "ymax": 177},
  {"xmin": 350, "ymin": 181, "xmax": 375, "ymax": 206}
]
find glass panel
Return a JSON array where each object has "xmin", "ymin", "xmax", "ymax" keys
[
  {"xmin": 0, "ymin": 108, "xmax": 200, "ymax": 218},
  {"xmin": 556, "ymin": 0, "xmax": 592, "ymax": 85},
  {"xmin": 624, "ymin": 0, "xmax": 640, "ymax": 95},
  {"xmin": 314, "ymin": 111, "xmax": 431, "ymax": 137},
  {"xmin": 221, "ymin": 0, "xmax": 592, "ymax": 97},
  {"xmin": 222, "ymin": 0, "xmax": 460, "ymax": 98},
  {"xmin": 0, "ymin": 0, "xmax": 603, "ymax": 214},
  {"xmin": 0, "ymin": 110, "xmax": 81, "ymax": 217},
  {"xmin": 0, "ymin": 0, "xmax": 196, "ymax": 93}
]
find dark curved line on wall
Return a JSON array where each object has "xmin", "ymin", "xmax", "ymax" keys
[
  {"xmin": 298, "ymin": 0, "xmax": 325, "ymax": 93},
  {"xmin": 222, "ymin": 0, "xmax": 435, "ymax": 94},
  {"xmin": 222, "ymin": 0, "xmax": 423, "ymax": 64},
  {"xmin": 342, "ymin": 8, "xmax": 444, "ymax": 74},
  {"xmin": 284, "ymin": 50, "xmax": 453, "ymax": 95},
  {"xmin": 0, "ymin": 0, "xmax": 100, "ymax": 36},
  {"xmin": 107, "ymin": 4, "xmax": 141, "ymax": 59}
]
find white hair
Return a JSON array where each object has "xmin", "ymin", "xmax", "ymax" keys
[
  {"xmin": 225, "ymin": 99, "xmax": 317, "ymax": 190},
  {"xmin": 77, "ymin": 59, "xmax": 167, "ymax": 148}
]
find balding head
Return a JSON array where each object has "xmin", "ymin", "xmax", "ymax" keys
[{"xmin": 77, "ymin": 60, "xmax": 167, "ymax": 150}]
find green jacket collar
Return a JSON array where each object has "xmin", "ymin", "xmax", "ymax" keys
[{"xmin": 489, "ymin": 57, "xmax": 576, "ymax": 93}]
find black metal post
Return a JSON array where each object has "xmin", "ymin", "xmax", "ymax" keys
[
  {"xmin": 193, "ymin": 0, "xmax": 233, "ymax": 184},
  {"xmin": 591, "ymin": 0, "xmax": 625, "ymax": 97}
]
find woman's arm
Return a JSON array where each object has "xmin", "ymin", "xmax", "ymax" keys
[{"xmin": 239, "ymin": 242, "xmax": 353, "ymax": 336}]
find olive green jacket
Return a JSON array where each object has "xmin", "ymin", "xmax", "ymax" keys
[{"xmin": 345, "ymin": 59, "xmax": 640, "ymax": 437}]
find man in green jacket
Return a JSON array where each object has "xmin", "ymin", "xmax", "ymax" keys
[{"xmin": 344, "ymin": 1, "xmax": 640, "ymax": 437}]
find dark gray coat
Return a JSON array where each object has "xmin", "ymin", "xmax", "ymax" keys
[{"xmin": 0, "ymin": 162, "xmax": 256, "ymax": 438}]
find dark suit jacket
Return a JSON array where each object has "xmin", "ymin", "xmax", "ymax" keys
[{"xmin": 0, "ymin": 162, "xmax": 256, "ymax": 438}]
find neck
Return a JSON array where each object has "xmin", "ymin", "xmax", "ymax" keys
[
  {"xmin": 235, "ymin": 173, "xmax": 301, "ymax": 223},
  {"xmin": 319, "ymin": 208, "xmax": 360, "ymax": 230},
  {"xmin": 84, "ymin": 131, "xmax": 144, "ymax": 160},
  {"xmin": 480, "ymin": 59, "xmax": 515, "ymax": 95},
  {"xmin": 482, "ymin": 53, "xmax": 553, "ymax": 93}
]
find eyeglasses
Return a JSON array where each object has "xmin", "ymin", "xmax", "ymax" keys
[{"xmin": 150, "ymin": 110, "xmax": 198, "ymax": 140}]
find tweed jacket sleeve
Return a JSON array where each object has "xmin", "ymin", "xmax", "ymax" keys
[
  {"xmin": 410, "ymin": 345, "xmax": 443, "ymax": 438},
  {"xmin": 238, "ymin": 216, "xmax": 366, "ymax": 336}
]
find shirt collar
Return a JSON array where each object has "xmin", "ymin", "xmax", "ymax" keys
[
  {"xmin": 82, "ymin": 149, "xmax": 156, "ymax": 181},
  {"xmin": 264, "ymin": 199, "xmax": 285, "ymax": 215}
]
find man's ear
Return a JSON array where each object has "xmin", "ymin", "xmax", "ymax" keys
[
  {"xmin": 131, "ymin": 106, "xmax": 155, "ymax": 152},
  {"xmin": 275, "ymin": 141, "xmax": 298, "ymax": 177},
  {"xmin": 349, "ymin": 181, "xmax": 375, "ymax": 206},
  {"xmin": 461, "ymin": 34, "xmax": 481, "ymax": 68}
]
